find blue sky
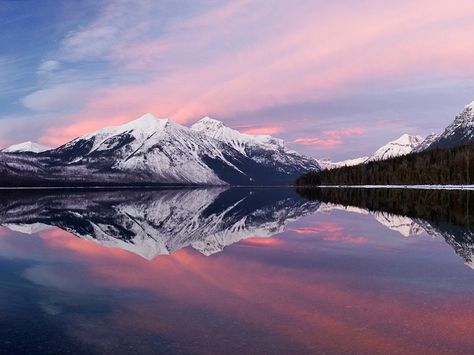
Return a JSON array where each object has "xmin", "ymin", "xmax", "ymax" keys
[{"xmin": 1, "ymin": 0, "xmax": 474, "ymax": 160}]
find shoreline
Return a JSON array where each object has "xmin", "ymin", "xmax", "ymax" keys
[{"xmin": 310, "ymin": 185, "xmax": 474, "ymax": 190}]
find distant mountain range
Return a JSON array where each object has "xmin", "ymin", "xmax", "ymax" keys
[
  {"xmin": 2, "ymin": 100, "xmax": 473, "ymax": 184},
  {"xmin": 317, "ymin": 100, "xmax": 474, "ymax": 170},
  {"xmin": 317, "ymin": 134, "xmax": 424, "ymax": 170},
  {"xmin": 0, "ymin": 114, "xmax": 320, "ymax": 186}
]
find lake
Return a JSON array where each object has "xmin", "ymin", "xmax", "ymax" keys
[{"xmin": 0, "ymin": 187, "xmax": 473, "ymax": 354}]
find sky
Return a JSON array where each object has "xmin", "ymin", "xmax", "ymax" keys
[{"xmin": 1, "ymin": 0, "xmax": 474, "ymax": 160}]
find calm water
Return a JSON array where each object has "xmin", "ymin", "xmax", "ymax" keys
[{"xmin": 0, "ymin": 187, "xmax": 473, "ymax": 354}]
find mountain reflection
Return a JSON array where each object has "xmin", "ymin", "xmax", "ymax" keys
[
  {"xmin": 0, "ymin": 188, "xmax": 319, "ymax": 259},
  {"xmin": 298, "ymin": 187, "xmax": 474, "ymax": 268},
  {"xmin": 2, "ymin": 187, "xmax": 474, "ymax": 267}
]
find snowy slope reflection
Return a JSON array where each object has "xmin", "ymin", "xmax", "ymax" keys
[{"xmin": 0, "ymin": 188, "xmax": 319, "ymax": 259}]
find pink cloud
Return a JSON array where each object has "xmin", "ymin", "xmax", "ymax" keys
[
  {"xmin": 241, "ymin": 126, "xmax": 283, "ymax": 135},
  {"xmin": 23, "ymin": 0, "xmax": 474, "ymax": 146},
  {"xmin": 290, "ymin": 223, "xmax": 368, "ymax": 244},
  {"xmin": 322, "ymin": 235, "xmax": 368, "ymax": 245},
  {"xmin": 291, "ymin": 127, "xmax": 365, "ymax": 147},
  {"xmin": 322, "ymin": 127, "xmax": 366, "ymax": 138},
  {"xmin": 290, "ymin": 224, "xmax": 344, "ymax": 234},
  {"xmin": 291, "ymin": 138, "xmax": 344, "ymax": 147}
]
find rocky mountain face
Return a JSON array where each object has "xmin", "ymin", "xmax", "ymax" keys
[
  {"xmin": 427, "ymin": 101, "xmax": 474, "ymax": 150},
  {"xmin": 191, "ymin": 117, "xmax": 320, "ymax": 176},
  {"xmin": 413, "ymin": 133, "xmax": 440, "ymax": 153},
  {"xmin": 0, "ymin": 114, "xmax": 320, "ymax": 186}
]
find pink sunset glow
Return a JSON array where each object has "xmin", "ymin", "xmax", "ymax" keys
[{"xmin": 3, "ymin": 0, "xmax": 474, "ymax": 161}]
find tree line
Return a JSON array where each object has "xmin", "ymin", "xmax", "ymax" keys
[
  {"xmin": 296, "ymin": 187, "xmax": 474, "ymax": 230},
  {"xmin": 296, "ymin": 143, "xmax": 474, "ymax": 186}
]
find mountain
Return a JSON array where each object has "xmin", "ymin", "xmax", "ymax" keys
[
  {"xmin": 0, "ymin": 188, "xmax": 319, "ymax": 259},
  {"xmin": 317, "ymin": 156, "xmax": 369, "ymax": 170},
  {"xmin": 428, "ymin": 101, "xmax": 474, "ymax": 150},
  {"xmin": 369, "ymin": 134, "xmax": 423, "ymax": 161},
  {"xmin": 0, "ymin": 114, "xmax": 320, "ymax": 186},
  {"xmin": 413, "ymin": 133, "xmax": 440, "ymax": 153},
  {"xmin": 317, "ymin": 134, "xmax": 423, "ymax": 170},
  {"xmin": 316, "ymin": 99, "xmax": 474, "ymax": 170},
  {"xmin": 191, "ymin": 117, "xmax": 320, "ymax": 176},
  {"xmin": 2, "ymin": 141, "xmax": 51, "ymax": 153}
]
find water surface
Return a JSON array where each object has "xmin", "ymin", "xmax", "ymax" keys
[{"xmin": 0, "ymin": 187, "xmax": 473, "ymax": 354}]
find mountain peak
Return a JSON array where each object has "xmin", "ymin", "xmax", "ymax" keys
[
  {"xmin": 87, "ymin": 113, "xmax": 171, "ymax": 139},
  {"xmin": 370, "ymin": 134, "xmax": 423, "ymax": 161},
  {"xmin": 427, "ymin": 100, "xmax": 474, "ymax": 150},
  {"xmin": 464, "ymin": 101, "xmax": 474, "ymax": 110},
  {"xmin": 193, "ymin": 116, "xmax": 225, "ymax": 130},
  {"xmin": 394, "ymin": 133, "xmax": 423, "ymax": 144},
  {"xmin": 124, "ymin": 113, "xmax": 169, "ymax": 130}
]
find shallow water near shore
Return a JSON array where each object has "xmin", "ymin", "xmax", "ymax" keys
[{"xmin": 0, "ymin": 187, "xmax": 473, "ymax": 354}]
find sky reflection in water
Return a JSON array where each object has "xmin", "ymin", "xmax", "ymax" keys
[{"xmin": 0, "ymin": 188, "xmax": 473, "ymax": 354}]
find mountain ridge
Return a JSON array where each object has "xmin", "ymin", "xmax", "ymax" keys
[{"xmin": 0, "ymin": 114, "xmax": 320, "ymax": 186}]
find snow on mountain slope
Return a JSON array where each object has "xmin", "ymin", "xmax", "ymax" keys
[
  {"xmin": 191, "ymin": 116, "xmax": 283, "ymax": 154},
  {"xmin": 49, "ymin": 114, "xmax": 256, "ymax": 185},
  {"xmin": 3, "ymin": 223, "xmax": 53, "ymax": 234},
  {"xmin": 369, "ymin": 134, "xmax": 423, "ymax": 161},
  {"xmin": 191, "ymin": 116, "xmax": 320, "ymax": 174},
  {"xmin": 413, "ymin": 133, "xmax": 440, "ymax": 153},
  {"xmin": 372, "ymin": 212, "xmax": 424, "ymax": 237},
  {"xmin": 317, "ymin": 134, "xmax": 424, "ymax": 170},
  {"xmin": 318, "ymin": 134, "xmax": 422, "ymax": 170},
  {"xmin": 428, "ymin": 101, "xmax": 474, "ymax": 150},
  {"xmin": 29, "ymin": 113, "xmax": 319, "ymax": 185},
  {"xmin": 317, "ymin": 156, "xmax": 369, "ymax": 170},
  {"xmin": 2, "ymin": 141, "xmax": 52, "ymax": 153}
]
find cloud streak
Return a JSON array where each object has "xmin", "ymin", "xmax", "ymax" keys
[
  {"xmin": 2, "ymin": 0, "xmax": 474, "ymax": 158},
  {"xmin": 292, "ymin": 127, "xmax": 365, "ymax": 147}
]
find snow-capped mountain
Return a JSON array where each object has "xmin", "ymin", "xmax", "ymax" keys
[
  {"xmin": 2, "ymin": 141, "xmax": 51, "ymax": 153},
  {"xmin": 0, "ymin": 114, "xmax": 320, "ymax": 186},
  {"xmin": 49, "ymin": 114, "xmax": 238, "ymax": 185},
  {"xmin": 191, "ymin": 116, "xmax": 320, "ymax": 176},
  {"xmin": 369, "ymin": 134, "xmax": 423, "ymax": 161},
  {"xmin": 317, "ymin": 134, "xmax": 423, "ymax": 170},
  {"xmin": 0, "ymin": 188, "xmax": 319, "ymax": 259},
  {"xmin": 427, "ymin": 101, "xmax": 474, "ymax": 150}
]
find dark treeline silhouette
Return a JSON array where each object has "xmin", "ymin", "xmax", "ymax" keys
[
  {"xmin": 296, "ymin": 187, "xmax": 474, "ymax": 230},
  {"xmin": 297, "ymin": 143, "xmax": 474, "ymax": 186}
]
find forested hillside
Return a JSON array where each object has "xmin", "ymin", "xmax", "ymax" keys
[{"xmin": 296, "ymin": 143, "xmax": 474, "ymax": 186}]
